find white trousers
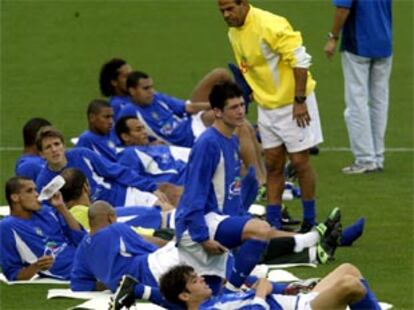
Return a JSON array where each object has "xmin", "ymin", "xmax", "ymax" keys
[{"xmin": 342, "ymin": 51, "xmax": 392, "ymax": 167}]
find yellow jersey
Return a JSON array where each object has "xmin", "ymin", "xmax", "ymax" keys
[{"xmin": 227, "ymin": 6, "xmax": 316, "ymax": 109}]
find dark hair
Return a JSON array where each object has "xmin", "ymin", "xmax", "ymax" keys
[
  {"xmin": 35, "ymin": 126, "xmax": 65, "ymax": 151},
  {"xmin": 115, "ymin": 116, "xmax": 136, "ymax": 144},
  {"xmin": 126, "ymin": 71, "xmax": 150, "ymax": 89},
  {"xmin": 22, "ymin": 117, "xmax": 51, "ymax": 147},
  {"xmin": 99, "ymin": 58, "xmax": 127, "ymax": 97},
  {"xmin": 208, "ymin": 81, "xmax": 243, "ymax": 110},
  {"xmin": 60, "ymin": 168, "xmax": 87, "ymax": 203},
  {"xmin": 159, "ymin": 265, "xmax": 194, "ymax": 309},
  {"xmin": 5, "ymin": 176, "xmax": 31, "ymax": 206},
  {"xmin": 87, "ymin": 99, "xmax": 111, "ymax": 118}
]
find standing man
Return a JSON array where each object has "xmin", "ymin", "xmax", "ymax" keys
[
  {"xmin": 217, "ymin": 0, "xmax": 323, "ymax": 231},
  {"xmin": 324, "ymin": 0, "xmax": 392, "ymax": 174}
]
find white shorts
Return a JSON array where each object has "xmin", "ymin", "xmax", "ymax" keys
[
  {"xmin": 124, "ymin": 187, "xmax": 159, "ymax": 207},
  {"xmin": 177, "ymin": 212, "xmax": 229, "ymax": 278},
  {"xmin": 273, "ymin": 292, "xmax": 318, "ymax": 310},
  {"xmin": 258, "ymin": 92, "xmax": 323, "ymax": 153},
  {"xmin": 191, "ymin": 111, "xmax": 208, "ymax": 140},
  {"xmin": 147, "ymin": 241, "xmax": 180, "ymax": 283}
]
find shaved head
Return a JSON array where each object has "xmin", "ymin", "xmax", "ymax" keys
[{"xmin": 88, "ymin": 200, "xmax": 116, "ymax": 230}]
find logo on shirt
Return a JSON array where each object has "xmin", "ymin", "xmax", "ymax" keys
[
  {"xmin": 240, "ymin": 57, "xmax": 249, "ymax": 73},
  {"xmin": 151, "ymin": 112, "xmax": 159, "ymax": 120},
  {"xmin": 34, "ymin": 227, "xmax": 44, "ymax": 237},
  {"xmin": 228, "ymin": 176, "xmax": 241, "ymax": 200}
]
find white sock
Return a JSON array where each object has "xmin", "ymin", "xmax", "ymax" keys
[{"xmin": 293, "ymin": 231, "xmax": 319, "ymax": 252}]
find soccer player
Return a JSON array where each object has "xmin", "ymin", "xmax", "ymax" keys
[
  {"xmin": 70, "ymin": 201, "xmax": 181, "ymax": 307},
  {"xmin": 156, "ymin": 263, "xmax": 381, "ymax": 310},
  {"xmin": 35, "ymin": 126, "xmax": 173, "ymax": 210},
  {"xmin": 15, "ymin": 117, "xmax": 51, "ymax": 181},
  {"xmin": 174, "ymin": 81, "xmax": 339, "ymax": 295},
  {"xmin": 60, "ymin": 167, "xmax": 175, "ymax": 242},
  {"xmin": 99, "ymin": 58, "xmax": 133, "ymax": 120},
  {"xmin": 76, "ymin": 99, "xmax": 119, "ymax": 162},
  {"xmin": 116, "ymin": 116, "xmax": 190, "ymax": 186},
  {"xmin": 217, "ymin": 0, "xmax": 323, "ymax": 232},
  {"xmin": 0, "ymin": 176, "xmax": 85, "ymax": 280}
]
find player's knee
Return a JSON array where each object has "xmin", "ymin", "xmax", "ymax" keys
[
  {"xmin": 290, "ymin": 156, "xmax": 310, "ymax": 173},
  {"xmin": 210, "ymin": 68, "xmax": 232, "ymax": 81},
  {"xmin": 337, "ymin": 263, "xmax": 362, "ymax": 278},
  {"xmin": 339, "ymin": 275, "xmax": 366, "ymax": 301},
  {"xmin": 249, "ymin": 219, "xmax": 272, "ymax": 240}
]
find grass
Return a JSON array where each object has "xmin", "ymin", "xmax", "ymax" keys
[{"xmin": 0, "ymin": 0, "xmax": 413, "ymax": 309}]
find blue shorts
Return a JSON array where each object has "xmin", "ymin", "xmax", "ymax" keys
[{"xmin": 214, "ymin": 215, "xmax": 252, "ymax": 249}]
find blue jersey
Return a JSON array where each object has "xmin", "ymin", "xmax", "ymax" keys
[
  {"xmin": 15, "ymin": 154, "xmax": 46, "ymax": 182},
  {"xmin": 175, "ymin": 127, "xmax": 243, "ymax": 243},
  {"xmin": 117, "ymin": 145, "xmax": 189, "ymax": 185},
  {"xmin": 71, "ymin": 223, "xmax": 158, "ymax": 292},
  {"xmin": 110, "ymin": 95, "xmax": 129, "ymax": 120},
  {"xmin": 334, "ymin": 0, "xmax": 392, "ymax": 57},
  {"xmin": 36, "ymin": 148, "xmax": 157, "ymax": 206},
  {"xmin": 117, "ymin": 93, "xmax": 195, "ymax": 147},
  {"xmin": 200, "ymin": 290, "xmax": 283, "ymax": 310},
  {"xmin": 0, "ymin": 205, "xmax": 85, "ymax": 280},
  {"xmin": 76, "ymin": 130, "xmax": 118, "ymax": 162},
  {"xmin": 116, "ymin": 207, "xmax": 162, "ymax": 229}
]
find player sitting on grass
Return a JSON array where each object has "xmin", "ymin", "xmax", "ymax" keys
[{"xmin": 0, "ymin": 176, "xmax": 85, "ymax": 280}]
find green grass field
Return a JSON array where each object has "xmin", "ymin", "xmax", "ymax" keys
[{"xmin": 0, "ymin": 0, "xmax": 413, "ymax": 309}]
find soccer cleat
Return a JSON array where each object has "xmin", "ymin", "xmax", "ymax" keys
[
  {"xmin": 256, "ymin": 185, "xmax": 267, "ymax": 201},
  {"xmin": 342, "ymin": 163, "xmax": 378, "ymax": 174},
  {"xmin": 110, "ymin": 275, "xmax": 138, "ymax": 310},
  {"xmin": 283, "ymin": 278, "xmax": 320, "ymax": 295},
  {"xmin": 281, "ymin": 206, "xmax": 301, "ymax": 226},
  {"xmin": 297, "ymin": 221, "xmax": 314, "ymax": 233},
  {"xmin": 317, "ymin": 221, "xmax": 342, "ymax": 263}
]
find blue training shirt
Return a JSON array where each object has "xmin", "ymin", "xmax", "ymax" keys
[
  {"xmin": 110, "ymin": 95, "xmax": 130, "ymax": 120},
  {"xmin": 76, "ymin": 130, "xmax": 118, "ymax": 162},
  {"xmin": 117, "ymin": 145, "xmax": 189, "ymax": 185},
  {"xmin": 334, "ymin": 0, "xmax": 392, "ymax": 57},
  {"xmin": 175, "ymin": 127, "xmax": 243, "ymax": 243},
  {"xmin": 15, "ymin": 154, "xmax": 46, "ymax": 182},
  {"xmin": 0, "ymin": 205, "xmax": 85, "ymax": 280},
  {"xmin": 117, "ymin": 93, "xmax": 195, "ymax": 147},
  {"xmin": 71, "ymin": 223, "xmax": 157, "ymax": 292},
  {"xmin": 36, "ymin": 147, "xmax": 157, "ymax": 206}
]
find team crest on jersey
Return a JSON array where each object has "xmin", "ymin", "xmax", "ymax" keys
[
  {"xmin": 228, "ymin": 176, "xmax": 241, "ymax": 199},
  {"xmin": 34, "ymin": 227, "xmax": 44, "ymax": 236}
]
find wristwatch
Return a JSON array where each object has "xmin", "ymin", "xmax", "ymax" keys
[
  {"xmin": 327, "ymin": 32, "xmax": 339, "ymax": 41},
  {"xmin": 294, "ymin": 95, "xmax": 307, "ymax": 104}
]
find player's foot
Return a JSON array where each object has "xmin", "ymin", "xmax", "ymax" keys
[
  {"xmin": 342, "ymin": 162, "xmax": 378, "ymax": 174},
  {"xmin": 109, "ymin": 275, "xmax": 138, "ymax": 310},
  {"xmin": 281, "ymin": 206, "xmax": 301, "ymax": 226},
  {"xmin": 316, "ymin": 221, "xmax": 342, "ymax": 263},
  {"xmin": 340, "ymin": 217, "xmax": 365, "ymax": 246}
]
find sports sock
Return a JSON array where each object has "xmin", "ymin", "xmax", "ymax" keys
[
  {"xmin": 349, "ymin": 279, "xmax": 381, "ymax": 310},
  {"xmin": 340, "ymin": 218, "xmax": 365, "ymax": 246},
  {"xmin": 134, "ymin": 284, "xmax": 164, "ymax": 306},
  {"xmin": 266, "ymin": 204, "xmax": 282, "ymax": 229},
  {"xmin": 302, "ymin": 199, "xmax": 316, "ymax": 226},
  {"xmin": 245, "ymin": 275, "xmax": 288, "ymax": 294},
  {"xmin": 228, "ymin": 239, "xmax": 268, "ymax": 288},
  {"xmin": 293, "ymin": 231, "xmax": 319, "ymax": 252}
]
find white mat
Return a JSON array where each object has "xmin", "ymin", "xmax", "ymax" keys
[{"xmin": 0, "ymin": 273, "xmax": 69, "ymax": 285}]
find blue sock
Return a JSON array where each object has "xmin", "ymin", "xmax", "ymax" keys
[
  {"xmin": 340, "ymin": 218, "xmax": 365, "ymax": 246},
  {"xmin": 134, "ymin": 284, "xmax": 165, "ymax": 306},
  {"xmin": 229, "ymin": 239, "xmax": 268, "ymax": 288},
  {"xmin": 350, "ymin": 279, "xmax": 381, "ymax": 310},
  {"xmin": 267, "ymin": 204, "xmax": 282, "ymax": 229},
  {"xmin": 302, "ymin": 200, "xmax": 316, "ymax": 225}
]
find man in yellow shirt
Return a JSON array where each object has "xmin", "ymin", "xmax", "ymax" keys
[{"xmin": 217, "ymin": 0, "xmax": 323, "ymax": 232}]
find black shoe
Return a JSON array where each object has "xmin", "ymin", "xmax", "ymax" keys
[
  {"xmin": 110, "ymin": 275, "xmax": 138, "ymax": 310},
  {"xmin": 281, "ymin": 206, "xmax": 301, "ymax": 226},
  {"xmin": 296, "ymin": 221, "xmax": 314, "ymax": 233},
  {"xmin": 315, "ymin": 208, "xmax": 342, "ymax": 262}
]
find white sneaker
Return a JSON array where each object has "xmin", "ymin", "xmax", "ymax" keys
[{"xmin": 342, "ymin": 163, "xmax": 377, "ymax": 174}]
